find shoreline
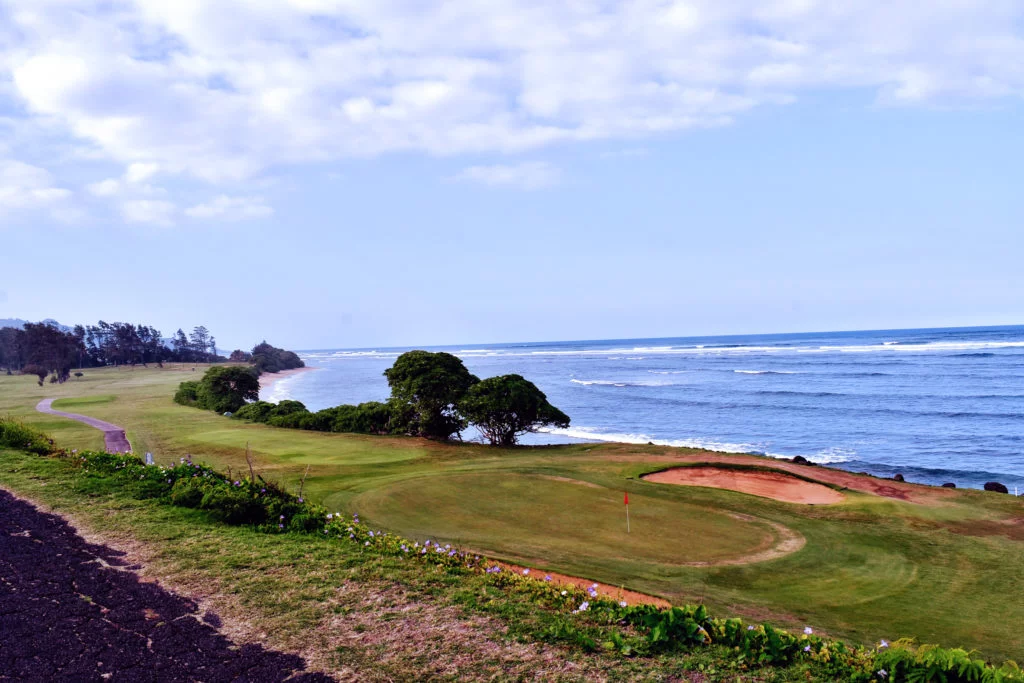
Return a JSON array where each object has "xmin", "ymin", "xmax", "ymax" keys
[{"xmin": 258, "ymin": 366, "xmax": 317, "ymax": 401}]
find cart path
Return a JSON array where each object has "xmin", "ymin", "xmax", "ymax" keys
[
  {"xmin": 36, "ymin": 398, "xmax": 131, "ymax": 453},
  {"xmin": 0, "ymin": 487, "xmax": 334, "ymax": 682}
]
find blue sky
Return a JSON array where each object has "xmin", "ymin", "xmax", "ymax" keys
[{"xmin": 1, "ymin": 1, "xmax": 1023, "ymax": 349}]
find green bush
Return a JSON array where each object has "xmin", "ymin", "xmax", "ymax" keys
[
  {"xmin": 173, "ymin": 380, "xmax": 200, "ymax": 406},
  {"xmin": 0, "ymin": 417, "xmax": 56, "ymax": 455},
  {"xmin": 199, "ymin": 487, "xmax": 268, "ymax": 525},
  {"xmin": 233, "ymin": 401, "xmax": 275, "ymax": 423}
]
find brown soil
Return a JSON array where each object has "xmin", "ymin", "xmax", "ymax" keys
[
  {"xmin": 487, "ymin": 562, "xmax": 671, "ymax": 607},
  {"xmin": 606, "ymin": 449, "xmax": 957, "ymax": 504},
  {"xmin": 642, "ymin": 466, "xmax": 846, "ymax": 505}
]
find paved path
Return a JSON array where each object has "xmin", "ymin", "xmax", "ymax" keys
[
  {"xmin": 0, "ymin": 488, "xmax": 333, "ymax": 682},
  {"xmin": 36, "ymin": 398, "xmax": 132, "ymax": 453}
]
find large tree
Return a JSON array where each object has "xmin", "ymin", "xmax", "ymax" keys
[
  {"xmin": 384, "ymin": 350, "xmax": 478, "ymax": 440},
  {"xmin": 460, "ymin": 374, "xmax": 570, "ymax": 446},
  {"xmin": 193, "ymin": 366, "xmax": 260, "ymax": 414}
]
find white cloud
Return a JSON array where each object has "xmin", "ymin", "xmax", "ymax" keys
[
  {"xmin": 87, "ymin": 178, "xmax": 121, "ymax": 197},
  {"xmin": 184, "ymin": 195, "xmax": 273, "ymax": 220},
  {"xmin": 0, "ymin": 159, "xmax": 72, "ymax": 210},
  {"xmin": 125, "ymin": 162, "xmax": 160, "ymax": 183},
  {"xmin": 452, "ymin": 162, "xmax": 561, "ymax": 190},
  {"xmin": 0, "ymin": 0, "xmax": 1022, "ymax": 189},
  {"xmin": 120, "ymin": 199, "xmax": 176, "ymax": 226}
]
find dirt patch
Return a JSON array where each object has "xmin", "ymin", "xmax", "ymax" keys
[
  {"xmin": 0, "ymin": 488, "xmax": 329, "ymax": 682},
  {"xmin": 486, "ymin": 562, "xmax": 671, "ymax": 608},
  {"xmin": 610, "ymin": 450, "xmax": 955, "ymax": 504},
  {"xmin": 643, "ymin": 466, "xmax": 845, "ymax": 505},
  {"xmin": 934, "ymin": 517, "xmax": 1024, "ymax": 541}
]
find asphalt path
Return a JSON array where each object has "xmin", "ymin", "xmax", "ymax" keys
[{"xmin": 36, "ymin": 398, "xmax": 131, "ymax": 453}]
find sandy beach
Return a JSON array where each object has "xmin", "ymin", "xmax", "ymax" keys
[{"xmin": 259, "ymin": 366, "xmax": 317, "ymax": 401}]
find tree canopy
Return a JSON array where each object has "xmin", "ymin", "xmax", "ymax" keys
[
  {"xmin": 176, "ymin": 366, "xmax": 260, "ymax": 414},
  {"xmin": 460, "ymin": 374, "xmax": 570, "ymax": 446},
  {"xmin": 384, "ymin": 350, "xmax": 479, "ymax": 440},
  {"xmin": 250, "ymin": 341, "xmax": 305, "ymax": 374}
]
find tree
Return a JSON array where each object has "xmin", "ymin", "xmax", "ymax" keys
[
  {"xmin": 173, "ymin": 329, "xmax": 190, "ymax": 360},
  {"xmin": 190, "ymin": 326, "xmax": 211, "ymax": 361},
  {"xmin": 460, "ymin": 374, "xmax": 570, "ymax": 447},
  {"xmin": 193, "ymin": 366, "xmax": 260, "ymax": 414},
  {"xmin": 250, "ymin": 341, "xmax": 304, "ymax": 374},
  {"xmin": 229, "ymin": 349, "xmax": 252, "ymax": 362},
  {"xmin": 0, "ymin": 327, "xmax": 23, "ymax": 375},
  {"xmin": 383, "ymin": 350, "xmax": 478, "ymax": 440}
]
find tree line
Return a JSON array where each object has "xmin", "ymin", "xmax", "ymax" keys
[
  {"xmin": 178, "ymin": 350, "xmax": 568, "ymax": 446},
  {"xmin": 0, "ymin": 321, "xmax": 227, "ymax": 385}
]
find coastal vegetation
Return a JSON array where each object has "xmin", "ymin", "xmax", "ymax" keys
[
  {"xmin": 249, "ymin": 341, "xmax": 305, "ymax": 374},
  {"xmin": 174, "ymin": 366, "xmax": 260, "ymax": 414},
  {"xmin": 1, "ymin": 367, "xmax": 1023, "ymax": 676},
  {"xmin": 228, "ymin": 351, "xmax": 570, "ymax": 445},
  {"xmin": 0, "ymin": 319, "xmax": 226, "ymax": 381},
  {"xmin": 1, "ymin": 417, "xmax": 1022, "ymax": 681}
]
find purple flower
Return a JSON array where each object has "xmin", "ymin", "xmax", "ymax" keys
[
  {"xmin": 522, "ymin": 569, "xmax": 530, "ymax": 575},
  {"xmin": 878, "ymin": 670, "xmax": 888, "ymax": 679},
  {"xmin": 544, "ymin": 575, "xmax": 552, "ymax": 582},
  {"xmin": 619, "ymin": 601, "xmax": 627, "ymax": 607},
  {"xmin": 327, "ymin": 513, "xmax": 333, "ymax": 520},
  {"xmin": 879, "ymin": 639, "xmax": 889, "ymax": 648},
  {"xmin": 578, "ymin": 601, "xmax": 589, "ymax": 612},
  {"xmin": 278, "ymin": 524, "xmax": 284, "ymax": 529},
  {"xmin": 261, "ymin": 488, "xmax": 266, "ymax": 493},
  {"xmin": 804, "ymin": 645, "xmax": 811, "ymax": 653},
  {"xmin": 804, "ymin": 627, "xmax": 813, "ymax": 635},
  {"xmin": 747, "ymin": 625, "xmax": 755, "ymax": 631},
  {"xmin": 368, "ymin": 531, "xmax": 375, "ymax": 537},
  {"xmin": 280, "ymin": 515, "xmax": 285, "ymax": 520}
]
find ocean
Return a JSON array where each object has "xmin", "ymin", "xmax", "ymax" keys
[{"xmin": 263, "ymin": 325, "xmax": 1024, "ymax": 492}]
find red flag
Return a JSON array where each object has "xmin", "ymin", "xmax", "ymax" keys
[{"xmin": 624, "ymin": 491, "xmax": 629, "ymax": 505}]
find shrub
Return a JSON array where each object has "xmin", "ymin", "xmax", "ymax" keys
[
  {"xmin": 174, "ymin": 380, "xmax": 201, "ymax": 406},
  {"xmin": 200, "ymin": 487, "xmax": 268, "ymax": 525},
  {"xmin": 0, "ymin": 417, "xmax": 56, "ymax": 455},
  {"xmin": 233, "ymin": 401, "xmax": 275, "ymax": 423}
]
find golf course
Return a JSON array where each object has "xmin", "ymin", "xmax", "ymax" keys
[{"xmin": 2, "ymin": 364, "xmax": 1023, "ymax": 664}]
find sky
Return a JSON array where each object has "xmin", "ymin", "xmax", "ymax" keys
[{"xmin": 1, "ymin": 1, "xmax": 1023, "ymax": 350}]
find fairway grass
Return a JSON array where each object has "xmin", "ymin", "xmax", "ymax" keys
[{"xmin": 2, "ymin": 367, "xmax": 1023, "ymax": 661}]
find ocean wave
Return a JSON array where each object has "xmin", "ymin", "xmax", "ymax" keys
[
  {"xmin": 535, "ymin": 426, "xmax": 854, "ymax": 464},
  {"xmin": 570, "ymin": 379, "xmax": 678, "ymax": 387},
  {"xmin": 734, "ymin": 370, "xmax": 800, "ymax": 375}
]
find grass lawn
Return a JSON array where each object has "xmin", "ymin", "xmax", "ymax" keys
[{"xmin": 2, "ymin": 366, "xmax": 1023, "ymax": 663}]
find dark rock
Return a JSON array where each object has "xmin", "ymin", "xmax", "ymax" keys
[
  {"xmin": 792, "ymin": 455, "xmax": 810, "ymax": 465},
  {"xmin": 984, "ymin": 481, "xmax": 1009, "ymax": 494},
  {"xmin": 941, "ymin": 482, "xmax": 956, "ymax": 488},
  {"xmin": 893, "ymin": 474, "xmax": 905, "ymax": 482}
]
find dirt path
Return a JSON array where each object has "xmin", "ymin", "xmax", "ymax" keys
[
  {"xmin": 0, "ymin": 488, "xmax": 333, "ymax": 682},
  {"xmin": 36, "ymin": 398, "xmax": 131, "ymax": 453}
]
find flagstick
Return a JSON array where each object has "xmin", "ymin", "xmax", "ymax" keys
[{"xmin": 626, "ymin": 503, "xmax": 630, "ymax": 533}]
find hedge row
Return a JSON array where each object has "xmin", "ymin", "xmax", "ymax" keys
[{"xmin": 4, "ymin": 418, "xmax": 1022, "ymax": 682}]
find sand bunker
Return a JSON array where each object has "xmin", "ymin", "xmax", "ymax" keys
[{"xmin": 643, "ymin": 466, "xmax": 845, "ymax": 505}]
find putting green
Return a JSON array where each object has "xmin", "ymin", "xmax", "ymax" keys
[{"xmin": 356, "ymin": 472, "xmax": 788, "ymax": 567}]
